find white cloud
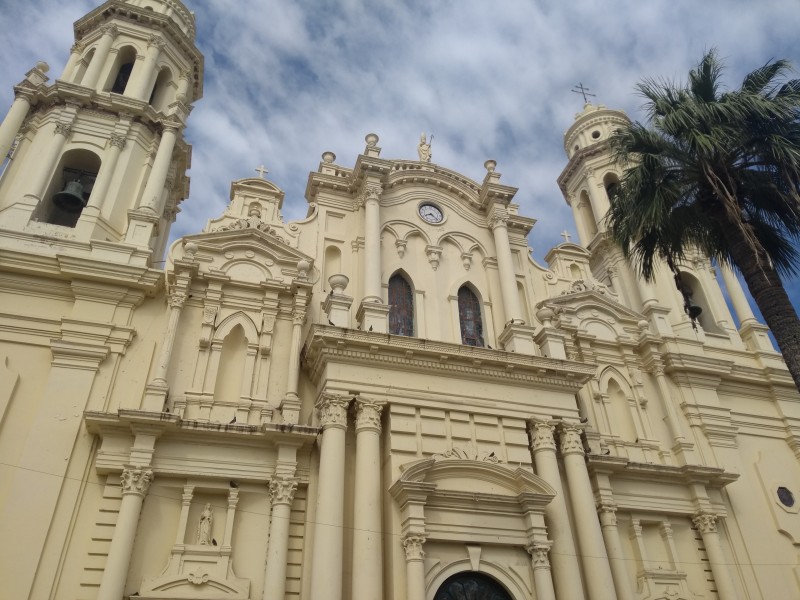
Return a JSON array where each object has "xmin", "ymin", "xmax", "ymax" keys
[{"xmin": 1, "ymin": 0, "xmax": 798, "ymax": 304}]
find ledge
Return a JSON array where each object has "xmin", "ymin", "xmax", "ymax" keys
[
  {"xmin": 301, "ymin": 325, "xmax": 596, "ymax": 390},
  {"xmin": 587, "ymin": 454, "xmax": 739, "ymax": 489}
]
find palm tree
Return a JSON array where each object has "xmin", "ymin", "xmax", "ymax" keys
[{"xmin": 606, "ymin": 49, "xmax": 800, "ymax": 392}]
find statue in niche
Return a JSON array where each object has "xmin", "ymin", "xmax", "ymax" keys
[
  {"xmin": 417, "ymin": 132, "xmax": 432, "ymax": 162},
  {"xmin": 197, "ymin": 503, "xmax": 213, "ymax": 545}
]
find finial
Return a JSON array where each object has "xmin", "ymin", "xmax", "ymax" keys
[
  {"xmin": 35, "ymin": 61, "xmax": 50, "ymax": 74},
  {"xmin": 322, "ymin": 151, "xmax": 336, "ymax": 164},
  {"xmin": 484, "ymin": 159, "xmax": 497, "ymax": 173},
  {"xmin": 255, "ymin": 165, "xmax": 268, "ymax": 179},
  {"xmin": 365, "ymin": 133, "xmax": 379, "ymax": 147}
]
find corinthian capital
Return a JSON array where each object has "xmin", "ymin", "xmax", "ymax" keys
[
  {"xmin": 121, "ymin": 466, "xmax": 153, "ymax": 497},
  {"xmin": 316, "ymin": 393, "xmax": 350, "ymax": 430},
  {"xmin": 269, "ymin": 475, "xmax": 299, "ymax": 506},
  {"xmin": 489, "ymin": 208, "xmax": 509, "ymax": 230},
  {"xmin": 558, "ymin": 423, "xmax": 585, "ymax": 456},
  {"xmin": 168, "ymin": 292, "xmax": 187, "ymax": 309},
  {"xmin": 148, "ymin": 35, "xmax": 167, "ymax": 50},
  {"xmin": 402, "ymin": 534, "xmax": 427, "ymax": 561},
  {"xmin": 355, "ymin": 398, "xmax": 384, "ymax": 433},
  {"xmin": 100, "ymin": 24, "xmax": 118, "ymax": 38},
  {"xmin": 692, "ymin": 511, "xmax": 718, "ymax": 534},
  {"xmin": 525, "ymin": 541, "xmax": 552, "ymax": 569},
  {"xmin": 109, "ymin": 133, "xmax": 127, "ymax": 149},
  {"xmin": 528, "ymin": 419, "xmax": 556, "ymax": 452}
]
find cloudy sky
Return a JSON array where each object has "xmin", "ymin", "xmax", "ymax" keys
[{"xmin": 1, "ymin": 0, "xmax": 799, "ymax": 311}]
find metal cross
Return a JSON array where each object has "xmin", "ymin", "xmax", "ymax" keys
[
  {"xmin": 255, "ymin": 165, "xmax": 269, "ymax": 179},
  {"xmin": 560, "ymin": 230, "xmax": 572, "ymax": 243},
  {"xmin": 571, "ymin": 82, "xmax": 596, "ymax": 104}
]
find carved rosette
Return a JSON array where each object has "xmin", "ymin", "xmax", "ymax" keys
[
  {"xmin": 316, "ymin": 393, "xmax": 350, "ymax": 430},
  {"xmin": 692, "ymin": 511, "xmax": 718, "ymax": 534},
  {"xmin": 355, "ymin": 398, "xmax": 384, "ymax": 434},
  {"xmin": 402, "ymin": 535, "xmax": 427, "ymax": 561},
  {"xmin": 269, "ymin": 476, "xmax": 299, "ymax": 506},
  {"xmin": 120, "ymin": 467, "xmax": 153, "ymax": 497},
  {"xmin": 530, "ymin": 420, "xmax": 556, "ymax": 452},
  {"xmin": 526, "ymin": 541, "xmax": 552, "ymax": 570},
  {"xmin": 559, "ymin": 424, "xmax": 585, "ymax": 456}
]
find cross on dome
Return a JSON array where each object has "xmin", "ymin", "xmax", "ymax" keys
[
  {"xmin": 560, "ymin": 230, "xmax": 572, "ymax": 242},
  {"xmin": 255, "ymin": 165, "xmax": 269, "ymax": 179}
]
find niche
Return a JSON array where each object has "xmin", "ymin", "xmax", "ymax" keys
[
  {"xmin": 149, "ymin": 66, "xmax": 175, "ymax": 111},
  {"xmin": 608, "ymin": 378, "xmax": 638, "ymax": 443},
  {"xmin": 213, "ymin": 325, "xmax": 247, "ymax": 402}
]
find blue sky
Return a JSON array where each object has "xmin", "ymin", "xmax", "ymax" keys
[{"xmin": 0, "ymin": 0, "xmax": 798, "ymax": 318}]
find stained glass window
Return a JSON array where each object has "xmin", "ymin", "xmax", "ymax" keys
[
  {"xmin": 433, "ymin": 572, "xmax": 512, "ymax": 600},
  {"xmin": 389, "ymin": 273, "xmax": 414, "ymax": 336},
  {"xmin": 458, "ymin": 285, "xmax": 484, "ymax": 347}
]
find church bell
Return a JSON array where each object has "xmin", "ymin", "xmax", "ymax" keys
[{"xmin": 53, "ymin": 180, "xmax": 88, "ymax": 213}]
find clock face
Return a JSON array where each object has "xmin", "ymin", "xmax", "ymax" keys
[{"xmin": 419, "ymin": 203, "xmax": 444, "ymax": 224}]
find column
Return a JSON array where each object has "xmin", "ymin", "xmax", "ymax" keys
[
  {"xmin": 362, "ymin": 183, "xmax": 382, "ymax": 302},
  {"xmin": 568, "ymin": 194, "xmax": 591, "ymax": 246},
  {"xmin": 528, "ymin": 420, "xmax": 586, "ymax": 600},
  {"xmin": 85, "ymin": 133, "xmax": 126, "ymax": 211},
  {"xmin": 97, "ymin": 466, "xmax": 153, "ymax": 600},
  {"xmin": 352, "ymin": 398, "xmax": 384, "ymax": 600},
  {"xmin": 82, "ymin": 24, "xmax": 117, "ymax": 90},
  {"xmin": 559, "ymin": 423, "xmax": 617, "ymax": 600},
  {"xmin": 402, "ymin": 534, "xmax": 427, "ymax": 600},
  {"xmin": 598, "ymin": 504, "xmax": 635, "ymax": 600},
  {"xmin": 128, "ymin": 35, "xmax": 166, "ymax": 101},
  {"xmin": 27, "ymin": 122, "xmax": 72, "ymax": 200},
  {"xmin": 490, "ymin": 209, "xmax": 523, "ymax": 323},
  {"xmin": 692, "ymin": 512, "xmax": 740, "ymax": 600},
  {"xmin": 174, "ymin": 485, "xmax": 194, "ymax": 545},
  {"xmin": 151, "ymin": 290, "xmax": 186, "ymax": 385},
  {"xmin": 61, "ymin": 43, "xmax": 84, "ymax": 81},
  {"xmin": 585, "ymin": 170, "xmax": 609, "ymax": 225},
  {"xmin": 139, "ymin": 123, "xmax": 179, "ymax": 213},
  {"xmin": 280, "ymin": 290, "xmax": 307, "ymax": 424},
  {"xmin": 0, "ymin": 92, "xmax": 33, "ymax": 162},
  {"xmin": 177, "ymin": 69, "xmax": 192, "ymax": 99},
  {"xmin": 526, "ymin": 542, "xmax": 557, "ymax": 600},
  {"xmin": 309, "ymin": 393, "xmax": 350, "ymax": 600},
  {"xmin": 262, "ymin": 475, "xmax": 298, "ymax": 600},
  {"xmin": 719, "ymin": 264, "xmax": 757, "ymax": 327},
  {"xmin": 221, "ymin": 488, "xmax": 239, "ymax": 551}
]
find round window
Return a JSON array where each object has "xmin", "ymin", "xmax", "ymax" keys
[
  {"xmin": 591, "ymin": 130, "xmax": 601, "ymax": 139},
  {"xmin": 778, "ymin": 486, "xmax": 795, "ymax": 507}
]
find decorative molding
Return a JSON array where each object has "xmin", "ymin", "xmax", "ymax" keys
[
  {"xmin": 692, "ymin": 511, "xmax": 717, "ymax": 534},
  {"xmin": 168, "ymin": 292, "xmax": 187, "ymax": 309},
  {"xmin": 269, "ymin": 475, "xmax": 298, "ymax": 506},
  {"xmin": 120, "ymin": 466, "xmax": 153, "ymax": 497},
  {"xmin": 211, "ymin": 216, "xmax": 286, "ymax": 242},
  {"xmin": 525, "ymin": 541, "xmax": 552, "ymax": 569},
  {"xmin": 316, "ymin": 393, "xmax": 349, "ymax": 430},
  {"xmin": 99, "ymin": 24, "xmax": 118, "ymax": 37},
  {"xmin": 433, "ymin": 442, "xmax": 501, "ymax": 463},
  {"xmin": 559, "ymin": 423, "xmax": 584, "ymax": 456},
  {"xmin": 54, "ymin": 122, "xmax": 73, "ymax": 138},
  {"xmin": 355, "ymin": 398, "xmax": 384, "ymax": 433},
  {"xmin": 425, "ymin": 245, "xmax": 442, "ymax": 270},
  {"xmin": 148, "ymin": 35, "xmax": 167, "ymax": 50},
  {"xmin": 109, "ymin": 133, "xmax": 127, "ymax": 149},
  {"xmin": 402, "ymin": 534, "xmax": 427, "ymax": 561}
]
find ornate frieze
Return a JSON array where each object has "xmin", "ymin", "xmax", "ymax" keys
[
  {"xmin": 120, "ymin": 466, "xmax": 153, "ymax": 497},
  {"xmin": 433, "ymin": 442, "xmax": 501, "ymax": 463},
  {"xmin": 269, "ymin": 476, "xmax": 298, "ymax": 506},
  {"xmin": 211, "ymin": 216, "xmax": 285, "ymax": 241},
  {"xmin": 402, "ymin": 535, "xmax": 427, "ymax": 561},
  {"xmin": 316, "ymin": 393, "xmax": 349, "ymax": 430}
]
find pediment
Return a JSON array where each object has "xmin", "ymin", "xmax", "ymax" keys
[
  {"xmin": 175, "ymin": 228, "xmax": 314, "ymax": 286},
  {"xmin": 398, "ymin": 456, "xmax": 556, "ymax": 500},
  {"xmin": 539, "ymin": 288, "xmax": 646, "ymax": 342}
]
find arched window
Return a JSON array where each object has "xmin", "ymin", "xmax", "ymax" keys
[
  {"xmin": 105, "ymin": 46, "xmax": 137, "ymax": 95},
  {"xmin": 434, "ymin": 572, "xmax": 512, "ymax": 600},
  {"xmin": 388, "ymin": 273, "xmax": 414, "ymax": 336},
  {"xmin": 34, "ymin": 149, "xmax": 101, "ymax": 227},
  {"xmin": 458, "ymin": 285, "xmax": 484, "ymax": 347}
]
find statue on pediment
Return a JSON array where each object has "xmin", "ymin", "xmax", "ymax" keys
[{"xmin": 417, "ymin": 132, "xmax": 432, "ymax": 162}]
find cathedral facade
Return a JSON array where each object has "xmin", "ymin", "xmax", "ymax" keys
[{"xmin": 0, "ymin": 1, "xmax": 798, "ymax": 599}]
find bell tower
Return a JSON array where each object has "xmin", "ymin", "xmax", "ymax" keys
[{"xmin": 0, "ymin": 0, "xmax": 203, "ymax": 266}]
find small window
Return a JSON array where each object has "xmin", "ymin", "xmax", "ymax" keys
[
  {"xmin": 388, "ymin": 273, "xmax": 414, "ymax": 336},
  {"xmin": 458, "ymin": 285, "xmax": 484, "ymax": 347},
  {"xmin": 778, "ymin": 487, "xmax": 794, "ymax": 507}
]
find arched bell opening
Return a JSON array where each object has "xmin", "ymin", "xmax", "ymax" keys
[
  {"xmin": 105, "ymin": 45, "xmax": 137, "ymax": 95},
  {"xmin": 148, "ymin": 66, "xmax": 175, "ymax": 111},
  {"xmin": 673, "ymin": 270, "xmax": 723, "ymax": 333},
  {"xmin": 433, "ymin": 571, "xmax": 514, "ymax": 600},
  {"xmin": 33, "ymin": 149, "xmax": 101, "ymax": 227}
]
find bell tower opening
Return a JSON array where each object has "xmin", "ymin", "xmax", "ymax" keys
[
  {"xmin": 32, "ymin": 149, "xmax": 100, "ymax": 228},
  {"xmin": 106, "ymin": 45, "xmax": 137, "ymax": 95}
]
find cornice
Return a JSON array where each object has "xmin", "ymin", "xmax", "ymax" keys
[
  {"xmin": 587, "ymin": 455, "xmax": 739, "ymax": 489},
  {"xmin": 556, "ymin": 141, "xmax": 609, "ymax": 195},
  {"xmin": 301, "ymin": 325, "xmax": 596, "ymax": 390}
]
